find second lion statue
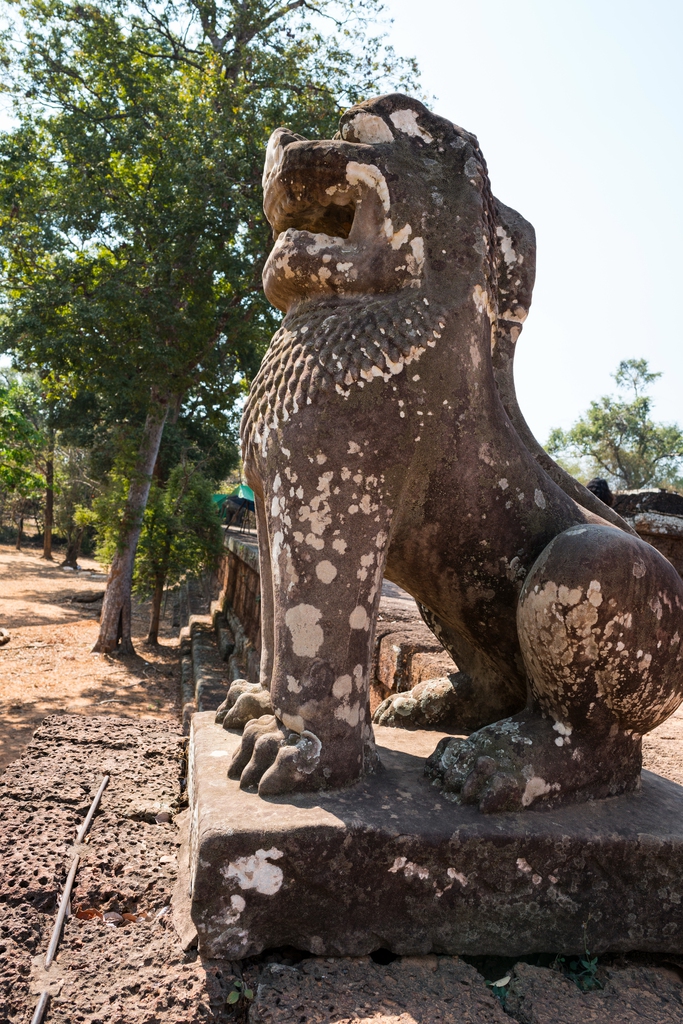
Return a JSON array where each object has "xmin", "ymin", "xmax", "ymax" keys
[{"xmin": 223, "ymin": 94, "xmax": 683, "ymax": 812}]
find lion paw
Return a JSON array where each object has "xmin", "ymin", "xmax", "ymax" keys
[
  {"xmin": 227, "ymin": 714, "xmax": 323, "ymax": 795},
  {"xmin": 425, "ymin": 712, "xmax": 642, "ymax": 813},
  {"xmin": 215, "ymin": 679, "xmax": 274, "ymax": 729},
  {"xmin": 425, "ymin": 732, "xmax": 530, "ymax": 812},
  {"xmin": 373, "ymin": 677, "xmax": 459, "ymax": 729}
]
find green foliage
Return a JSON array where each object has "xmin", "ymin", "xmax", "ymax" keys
[
  {"xmin": 0, "ymin": 0, "xmax": 420, "ymax": 420},
  {"xmin": 485, "ymin": 974, "xmax": 510, "ymax": 1007},
  {"xmin": 133, "ymin": 462, "xmax": 224, "ymax": 597},
  {"xmin": 93, "ymin": 457, "xmax": 222, "ymax": 587},
  {"xmin": 0, "ymin": 370, "xmax": 46, "ymax": 495},
  {"xmin": 553, "ymin": 953, "xmax": 602, "ymax": 992},
  {"xmin": 546, "ymin": 359, "xmax": 683, "ymax": 491},
  {"xmin": 54, "ymin": 446, "xmax": 96, "ymax": 554},
  {"xmin": 227, "ymin": 979, "xmax": 254, "ymax": 1007},
  {"xmin": 91, "ymin": 464, "xmax": 129, "ymax": 565}
]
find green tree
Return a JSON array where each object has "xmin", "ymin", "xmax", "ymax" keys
[
  {"xmin": 547, "ymin": 359, "xmax": 683, "ymax": 491},
  {"xmin": 0, "ymin": 0, "xmax": 418, "ymax": 653},
  {"xmin": 93, "ymin": 458, "xmax": 224, "ymax": 644},
  {"xmin": 135, "ymin": 464, "xmax": 224, "ymax": 645},
  {"xmin": 54, "ymin": 446, "xmax": 96, "ymax": 566},
  {"xmin": 0, "ymin": 370, "xmax": 48, "ymax": 547}
]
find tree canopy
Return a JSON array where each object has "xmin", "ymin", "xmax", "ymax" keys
[
  {"xmin": 0, "ymin": 0, "xmax": 420, "ymax": 651},
  {"xmin": 547, "ymin": 359, "xmax": 683, "ymax": 492}
]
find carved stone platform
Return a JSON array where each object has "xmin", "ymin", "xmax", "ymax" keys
[{"xmin": 185, "ymin": 712, "xmax": 683, "ymax": 959}]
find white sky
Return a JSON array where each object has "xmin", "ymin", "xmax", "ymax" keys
[{"xmin": 380, "ymin": 0, "xmax": 683, "ymax": 445}]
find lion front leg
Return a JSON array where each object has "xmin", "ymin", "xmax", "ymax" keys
[
  {"xmin": 228, "ymin": 452, "xmax": 391, "ymax": 795},
  {"xmin": 428, "ymin": 524, "xmax": 683, "ymax": 812}
]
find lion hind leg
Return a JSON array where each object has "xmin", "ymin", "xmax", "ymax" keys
[{"xmin": 427, "ymin": 524, "xmax": 683, "ymax": 812}]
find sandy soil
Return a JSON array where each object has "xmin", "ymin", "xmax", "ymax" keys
[{"xmin": 0, "ymin": 544, "xmax": 180, "ymax": 771}]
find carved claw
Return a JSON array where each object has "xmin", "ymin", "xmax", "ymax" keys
[
  {"xmin": 426, "ymin": 729, "xmax": 546, "ymax": 813},
  {"xmin": 373, "ymin": 677, "xmax": 459, "ymax": 729},
  {"xmin": 227, "ymin": 713, "xmax": 324, "ymax": 795},
  {"xmin": 215, "ymin": 679, "xmax": 274, "ymax": 729},
  {"xmin": 240, "ymin": 728, "xmax": 288, "ymax": 789},
  {"xmin": 227, "ymin": 715, "xmax": 280, "ymax": 781}
]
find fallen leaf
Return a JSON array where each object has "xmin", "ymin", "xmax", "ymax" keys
[
  {"xmin": 75, "ymin": 908, "xmax": 103, "ymax": 920},
  {"xmin": 122, "ymin": 913, "xmax": 138, "ymax": 922}
]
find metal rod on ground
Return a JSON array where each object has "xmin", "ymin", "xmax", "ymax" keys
[
  {"xmin": 30, "ymin": 990, "xmax": 49, "ymax": 1024},
  {"xmin": 75, "ymin": 775, "xmax": 109, "ymax": 844},
  {"xmin": 31, "ymin": 774, "xmax": 110, "ymax": 1022},
  {"xmin": 44, "ymin": 855, "xmax": 80, "ymax": 968}
]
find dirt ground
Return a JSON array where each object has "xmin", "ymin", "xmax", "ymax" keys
[{"xmin": 0, "ymin": 543, "xmax": 180, "ymax": 771}]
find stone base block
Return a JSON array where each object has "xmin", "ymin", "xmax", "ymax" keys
[{"xmin": 186, "ymin": 712, "xmax": 683, "ymax": 959}]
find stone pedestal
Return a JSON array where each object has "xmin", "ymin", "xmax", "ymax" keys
[{"xmin": 185, "ymin": 712, "xmax": 683, "ymax": 959}]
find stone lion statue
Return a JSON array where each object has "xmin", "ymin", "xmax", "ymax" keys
[{"xmin": 222, "ymin": 93, "xmax": 683, "ymax": 812}]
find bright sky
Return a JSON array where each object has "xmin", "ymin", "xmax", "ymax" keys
[{"xmin": 381, "ymin": 0, "xmax": 683, "ymax": 445}]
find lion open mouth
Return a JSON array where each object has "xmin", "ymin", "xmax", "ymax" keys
[
  {"xmin": 263, "ymin": 130, "xmax": 359, "ymax": 243},
  {"xmin": 261, "ymin": 127, "xmax": 424, "ymax": 312}
]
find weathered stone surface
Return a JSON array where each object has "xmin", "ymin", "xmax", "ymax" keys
[
  {"xmin": 192, "ymin": 620, "xmax": 230, "ymax": 711},
  {"xmin": 376, "ymin": 627, "xmax": 455, "ymax": 695},
  {"xmin": 186, "ymin": 713, "xmax": 683, "ymax": 959},
  {"xmin": 0, "ymin": 714, "xmax": 240, "ymax": 1023},
  {"xmin": 613, "ymin": 490, "xmax": 683, "ymax": 578},
  {"xmin": 250, "ymin": 955, "xmax": 509, "ymax": 1024},
  {"xmin": 227, "ymin": 92, "xmax": 683, "ymax": 808},
  {"xmin": 505, "ymin": 961, "xmax": 683, "ymax": 1023}
]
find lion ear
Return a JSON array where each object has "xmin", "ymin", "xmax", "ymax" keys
[{"xmin": 492, "ymin": 198, "xmax": 536, "ymax": 324}]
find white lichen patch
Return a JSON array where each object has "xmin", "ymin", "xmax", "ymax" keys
[
  {"xmin": 334, "ymin": 700, "xmax": 361, "ymax": 726},
  {"xmin": 281, "ymin": 710, "xmax": 305, "ymax": 733},
  {"xmin": 287, "ymin": 674, "xmax": 301, "ymax": 693},
  {"xmin": 534, "ymin": 489, "xmax": 546, "ymax": 509},
  {"xmin": 389, "ymin": 222, "xmax": 412, "ymax": 250},
  {"xmin": 224, "ymin": 848, "xmax": 284, "ymax": 895},
  {"xmin": 225, "ymin": 893, "xmax": 246, "ymax": 924},
  {"xmin": 315, "ymin": 560, "xmax": 338, "ymax": 584},
  {"xmin": 332, "ymin": 674, "xmax": 353, "ymax": 699},
  {"xmin": 388, "ymin": 856, "xmax": 430, "ymax": 879},
  {"xmin": 521, "ymin": 776, "xmax": 556, "ymax": 807},
  {"xmin": 349, "ymin": 605, "xmax": 370, "ymax": 630},
  {"xmin": 285, "ymin": 604, "xmax": 324, "ymax": 657},
  {"xmin": 389, "ymin": 108, "xmax": 433, "ymax": 143},
  {"xmin": 342, "ymin": 112, "xmax": 394, "ymax": 144},
  {"xmin": 408, "ymin": 237, "xmax": 425, "ymax": 277},
  {"xmin": 345, "ymin": 162, "xmax": 390, "ymax": 212},
  {"xmin": 447, "ymin": 868, "xmax": 468, "ymax": 886},
  {"xmin": 495, "ymin": 225, "xmax": 519, "ymax": 267}
]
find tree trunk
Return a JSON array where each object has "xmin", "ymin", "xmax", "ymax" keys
[
  {"xmin": 62, "ymin": 527, "xmax": 85, "ymax": 569},
  {"xmin": 42, "ymin": 434, "xmax": 55, "ymax": 560},
  {"xmin": 146, "ymin": 572, "xmax": 166, "ymax": 646},
  {"xmin": 15, "ymin": 514, "xmax": 23, "ymax": 550},
  {"xmin": 93, "ymin": 398, "xmax": 171, "ymax": 655}
]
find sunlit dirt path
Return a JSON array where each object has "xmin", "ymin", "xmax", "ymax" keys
[{"xmin": 0, "ymin": 544, "xmax": 180, "ymax": 770}]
